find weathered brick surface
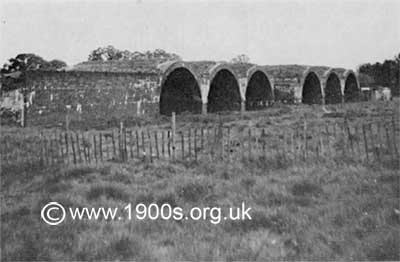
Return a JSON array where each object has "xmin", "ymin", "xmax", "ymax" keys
[
  {"xmin": 17, "ymin": 61, "xmax": 358, "ymax": 120},
  {"xmin": 25, "ymin": 70, "xmax": 161, "ymax": 116}
]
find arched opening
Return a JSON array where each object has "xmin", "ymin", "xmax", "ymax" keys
[
  {"xmin": 344, "ymin": 73, "xmax": 359, "ymax": 102},
  {"xmin": 302, "ymin": 72, "xmax": 323, "ymax": 104},
  {"xmin": 245, "ymin": 71, "xmax": 273, "ymax": 110},
  {"xmin": 207, "ymin": 69, "xmax": 241, "ymax": 113},
  {"xmin": 159, "ymin": 68, "xmax": 202, "ymax": 115},
  {"xmin": 325, "ymin": 73, "xmax": 342, "ymax": 104}
]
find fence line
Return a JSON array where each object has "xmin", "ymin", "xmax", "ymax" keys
[{"xmin": 1, "ymin": 116, "xmax": 399, "ymax": 168}]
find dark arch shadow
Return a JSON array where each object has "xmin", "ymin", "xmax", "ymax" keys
[
  {"xmin": 159, "ymin": 68, "xmax": 202, "ymax": 115},
  {"xmin": 245, "ymin": 71, "xmax": 273, "ymax": 110},
  {"xmin": 302, "ymin": 72, "xmax": 323, "ymax": 104},
  {"xmin": 344, "ymin": 73, "xmax": 359, "ymax": 102},
  {"xmin": 207, "ymin": 69, "xmax": 241, "ymax": 113},
  {"xmin": 325, "ymin": 73, "xmax": 342, "ymax": 104}
]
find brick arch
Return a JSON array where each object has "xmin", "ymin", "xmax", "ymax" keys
[
  {"xmin": 343, "ymin": 70, "xmax": 360, "ymax": 102},
  {"xmin": 245, "ymin": 66, "xmax": 274, "ymax": 110},
  {"xmin": 323, "ymin": 69, "xmax": 342, "ymax": 104},
  {"xmin": 160, "ymin": 61, "xmax": 201, "ymax": 90},
  {"xmin": 301, "ymin": 69, "xmax": 323, "ymax": 104},
  {"xmin": 207, "ymin": 63, "xmax": 241, "ymax": 113},
  {"xmin": 159, "ymin": 62, "xmax": 202, "ymax": 115}
]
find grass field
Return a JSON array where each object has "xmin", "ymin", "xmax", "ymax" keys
[{"xmin": 1, "ymin": 100, "xmax": 399, "ymax": 261}]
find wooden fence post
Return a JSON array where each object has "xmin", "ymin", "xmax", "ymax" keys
[
  {"xmin": 367, "ymin": 123, "xmax": 377, "ymax": 161},
  {"xmin": 70, "ymin": 133, "xmax": 77, "ymax": 165},
  {"xmin": 47, "ymin": 134, "xmax": 56, "ymax": 164},
  {"xmin": 42, "ymin": 135, "xmax": 48, "ymax": 165},
  {"xmin": 59, "ymin": 132, "xmax": 64, "ymax": 164},
  {"xmin": 99, "ymin": 132, "xmax": 103, "ymax": 162},
  {"xmin": 64, "ymin": 132, "xmax": 69, "ymax": 164},
  {"xmin": 135, "ymin": 130, "xmax": 140, "ymax": 159},
  {"xmin": 201, "ymin": 127, "xmax": 204, "ymax": 151},
  {"xmin": 227, "ymin": 127, "xmax": 231, "ymax": 160},
  {"xmin": 318, "ymin": 126, "xmax": 324, "ymax": 158},
  {"xmin": 188, "ymin": 129, "xmax": 192, "ymax": 160},
  {"xmin": 141, "ymin": 130, "xmax": 146, "ymax": 158},
  {"xmin": 129, "ymin": 130, "xmax": 133, "ymax": 159},
  {"xmin": 161, "ymin": 130, "xmax": 165, "ymax": 158},
  {"xmin": 324, "ymin": 124, "xmax": 331, "ymax": 158},
  {"xmin": 124, "ymin": 128, "xmax": 128, "ymax": 161},
  {"xmin": 118, "ymin": 122, "xmax": 123, "ymax": 161},
  {"xmin": 362, "ymin": 124, "xmax": 369, "ymax": 162},
  {"xmin": 76, "ymin": 132, "xmax": 82, "ymax": 163},
  {"xmin": 39, "ymin": 131, "xmax": 44, "ymax": 166},
  {"xmin": 303, "ymin": 118, "xmax": 308, "ymax": 160},
  {"xmin": 51, "ymin": 131, "xmax": 58, "ymax": 164},
  {"xmin": 194, "ymin": 128, "xmax": 198, "ymax": 161},
  {"xmin": 154, "ymin": 130, "xmax": 159, "ymax": 159},
  {"xmin": 93, "ymin": 134, "xmax": 98, "ymax": 164},
  {"xmin": 371, "ymin": 123, "xmax": 381, "ymax": 161},
  {"xmin": 82, "ymin": 133, "xmax": 87, "ymax": 163},
  {"xmin": 284, "ymin": 131, "xmax": 289, "ymax": 161},
  {"xmin": 384, "ymin": 123, "xmax": 393, "ymax": 161},
  {"xmin": 248, "ymin": 128, "xmax": 252, "ymax": 159},
  {"xmin": 180, "ymin": 131, "xmax": 184, "ymax": 160},
  {"xmin": 65, "ymin": 114, "xmax": 70, "ymax": 132},
  {"xmin": 167, "ymin": 130, "xmax": 171, "ymax": 158},
  {"xmin": 290, "ymin": 129, "xmax": 295, "ymax": 161},
  {"xmin": 345, "ymin": 119, "xmax": 354, "ymax": 154},
  {"xmin": 111, "ymin": 130, "xmax": 116, "ymax": 159},
  {"xmin": 147, "ymin": 130, "xmax": 153, "ymax": 162},
  {"xmin": 172, "ymin": 112, "xmax": 176, "ymax": 160},
  {"xmin": 353, "ymin": 124, "xmax": 361, "ymax": 161}
]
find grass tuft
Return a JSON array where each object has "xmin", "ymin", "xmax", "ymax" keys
[
  {"xmin": 86, "ymin": 184, "xmax": 130, "ymax": 202},
  {"xmin": 291, "ymin": 180, "xmax": 323, "ymax": 197}
]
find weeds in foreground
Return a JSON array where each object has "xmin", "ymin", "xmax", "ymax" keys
[{"xmin": 1, "ymin": 147, "xmax": 399, "ymax": 261}]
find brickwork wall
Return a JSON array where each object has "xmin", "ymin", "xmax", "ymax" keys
[{"xmin": 25, "ymin": 71, "xmax": 162, "ymax": 117}]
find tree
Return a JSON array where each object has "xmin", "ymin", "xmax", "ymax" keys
[
  {"xmin": 358, "ymin": 53, "xmax": 400, "ymax": 97},
  {"xmin": 231, "ymin": 54, "xmax": 250, "ymax": 64},
  {"xmin": 1, "ymin": 54, "xmax": 67, "ymax": 92},
  {"xmin": 87, "ymin": 46, "xmax": 182, "ymax": 62},
  {"xmin": 88, "ymin": 45, "xmax": 123, "ymax": 61},
  {"xmin": 1, "ymin": 54, "xmax": 67, "ymax": 74},
  {"xmin": 48, "ymin": 59, "xmax": 67, "ymax": 70}
]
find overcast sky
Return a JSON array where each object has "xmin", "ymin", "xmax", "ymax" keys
[{"xmin": 1, "ymin": 0, "xmax": 399, "ymax": 70}]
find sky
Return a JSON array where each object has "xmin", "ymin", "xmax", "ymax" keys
[{"xmin": 0, "ymin": 0, "xmax": 399, "ymax": 70}]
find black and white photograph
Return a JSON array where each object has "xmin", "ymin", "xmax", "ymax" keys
[{"xmin": 0, "ymin": 0, "xmax": 399, "ymax": 261}]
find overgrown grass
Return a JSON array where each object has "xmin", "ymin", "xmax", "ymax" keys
[
  {"xmin": 1, "ymin": 100, "xmax": 399, "ymax": 261},
  {"xmin": 1, "ymin": 156, "xmax": 399, "ymax": 261}
]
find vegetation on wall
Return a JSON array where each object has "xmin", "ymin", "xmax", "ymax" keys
[
  {"xmin": 88, "ymin": 46, "xmax": 182, "ymax": 63},
  {"xmin": 230, "ymin": 54, "xmax": 251, "ymax": 64}
]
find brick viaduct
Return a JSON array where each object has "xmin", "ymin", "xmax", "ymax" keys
[
  {"xmin": 159, "ymin": 60, "xmax": 360, "ymax": 115},
  {"xmin": 21, "ymin": 60, "xmax": 360, "ymax": 117}
]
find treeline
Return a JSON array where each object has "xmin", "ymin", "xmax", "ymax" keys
[{"xmin": 358, "ymin": 54, "xmax": 400, "ymax": 96}]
